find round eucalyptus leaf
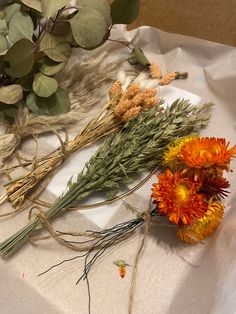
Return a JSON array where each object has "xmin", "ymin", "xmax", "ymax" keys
[
  {"xmin": 4, "ymin": 38, "xmax": 35, "ymax": 78},
  {"xmin": 16, "ymin": 74, "xmax": 34, "ymax": 91},
  {"xmin": 41, "ymin": 0, "xmax": 70, "ymax": 18},
  {"xmin": 0, "ymin": 84, "xmax": 23, "ymax": 104},
  {"xmin": 0, "ymin": 34, "xmax": 7, "ymax": 55},
  {"xmin": 111, "ymin": 0, "xmax": 140, "ymax": 24},
  {"xmin": 26, "ymin": 89, "xmax": 71, "ymax": 116},
  {"xmin": 0, "ymin": 11, "xmax": 6, "ymax": 19},
  {"xmin": 40, "ymin": 32, "xmax": 71, "ymax": 62},
  {"xmin": 21, "ymin": 0, "xmax": 42, "ymax": 12},
  {"xmin": 26, "ymin": 92, "xmax": 42, "ymax": 115},
  {"xmin": 4, "ymin": 3, "xmax": 21, "ymax": 24},
  {"xmin": 9, "ymin": 11, "xmax": 34, "ymax": 43},
  {"xmin": 69, "ymin": 8, "xmax": 108, "ymax": 49},
  {"xmin": 39, "ymin": 58, "xmax": 64, "ymax": 76},
  {"xmin": 33, "ymin": 72, "xmax": 58, "ymax": 97},
  {"xmin": 0, "ymin": 55, "xmax": 4, "ymax": 73},
  {"xmin": 77, "ymin": 0, "xmax": 111, "ymax": 25},
  {"xmin": 0, "ymin": 18, "xmax": 7, "ymax": 35},
  {"xmin": 0, "ymin": 103, "xmax": 18, "ymax": 121}
]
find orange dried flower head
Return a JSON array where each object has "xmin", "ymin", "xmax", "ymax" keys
[
  {"xmin": 163, "ymin": 136, "xmax": 199, "ymax": 169},
  {"xmin": 177, "ymin": 200, "xmax": 224, "ymax": 243},
  {"xmin": 150, "ymin": 63, "xmax": 162, "ymax": 79},
  {"xmin": 152, "ymin": 169, "xmax": 207, "ymax": 225},
  {"xmin": 179, "ymin": 137, "xmax": 236, "ymax": 174},
  {"xmin": 202, "ymin": 175, "xmax": 230, "ymax": 198}
]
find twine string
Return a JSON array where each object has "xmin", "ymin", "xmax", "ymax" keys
[{"xmin": 129, "ymin": 211, "xmax": 150, "ymax": 314}]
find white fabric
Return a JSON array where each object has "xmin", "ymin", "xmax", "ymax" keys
[{"xmin": 0, "ymin": 25, "xmax": 236, "ymax": 314}]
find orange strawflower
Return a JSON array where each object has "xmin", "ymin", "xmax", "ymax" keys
[
  {"xmin": 177, "ymin": 200, "xmax": 224, "ymax": 243},
  {"xmin": 152, "ymin": 169, "xmax": 207, "ymax": 225},
  {"xmin": 201, "ymin": 176, "xmax": 230, "ymax": 198},
  {"xmin": 179, "ymin": 137, "xmax": 236, "ymax": 174},
  {"xmin": 163, "ymin": 135, "xmax": 198, "ymax": 169}
]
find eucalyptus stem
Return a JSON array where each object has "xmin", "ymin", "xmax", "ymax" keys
[{"xmin": 0, "ymin": 100, "xmax": 213, "ymax": 258}]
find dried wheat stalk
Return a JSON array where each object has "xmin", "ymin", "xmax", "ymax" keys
[{"xmin": 3, "ymin": 78, "xmax": 160, "ymax": 209}]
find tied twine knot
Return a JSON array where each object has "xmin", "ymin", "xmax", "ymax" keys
[
  {"xmin": 140, "ymin": 211, "xmax": 151, "ymax": 223},
  {"xmin": 28, "ymin": 206, "xmax": 95, "ymax": 251}
]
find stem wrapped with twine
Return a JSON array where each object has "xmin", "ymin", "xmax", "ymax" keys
[
  {"xmin": 0, "ymin": 99, "xmax": 213, "ymax": 257},
  {"xmin": 3, "ymin": 80, "xmax": 159, "ymax": 209},
  {"xmin": 0, "ymin": 53, "xmax": 121, "ymax": 165}
]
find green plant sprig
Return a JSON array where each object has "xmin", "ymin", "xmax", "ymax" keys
[{"xmin": 0, "ymin": 99, "xmax": 213, "ymax": 257}]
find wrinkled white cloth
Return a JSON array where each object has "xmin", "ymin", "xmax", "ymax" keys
[{"xmin": 0, "ymin": 25, "xmax": 236, "ymax": 314}]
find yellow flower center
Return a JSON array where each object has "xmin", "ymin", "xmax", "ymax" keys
[{"xmin": 176, "ymin": 184, "xmax": 190, "ymax": 202}]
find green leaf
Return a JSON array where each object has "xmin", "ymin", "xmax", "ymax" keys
[
  {"xmin": 127, "ymin": 47, "xmax": 150, "ymax": 66},
  {"xmin": 4, "ymin": 38, "xmax": 35, "ymax": 78},
  {"xmin": 111, "ymin": 0, "xmax": 140, "ymax": 24},
  {"xmin": 0, "ymin": 84, "xmax": 23, "ymax": 104},
  {"xmin": 21, "ymin": 0, "xmax": 42, "ymax": 12},
  {"xmin": 0, "ymin": 55, "xmax": 4, "ymax": 73},
  {"xmin": 41, "ymin": 0, "xmax": 70, "ymax": 18},
  {"xmin": 26, "ymin": 89, "xmax": 71, "ymax": 116},
  {"xmin": 0, "ymin": 11, "xmax": 6, "ymax": 19},
  {"xmin": 0, "ymin": 34, "xmax": 7, "ymax": 55},
  {"xmin": 40, "ymin": 32, "xmax": 71, "ymax": 62},
  {"xmin": 25, "ymin": 92, "xmax": 42, "ymax": 115},
  {"xmin": 16, "ymin": 74, "xmax": 34, "ymax": 91},
  {"xmin": 39, "ymin": 58, "xmax": 64, "ymax": 76},
  {"xmin": 0, "ymin": 103, "xmax": 18, "ymax": 121},
  {"xmin": 9, "ymin": 11, "xmax": 34, "ymax": 43},
  {"xmin": 51, "ymin": 20, "xmax": 73, "ymax": 41},
  {"xmin": 69, "ymin": 8, "xmax": 108, "ymax": 49},
  {"xmin": 0, "ymin": 18, "xmax": 7, "ymax": 35},
  {"xmin": 4, "ymin": 3, "xmax": 21, "ymax": 25},
  {"xmin": 33, "ymin": 72, "xmax": 58, "ymax": 97},
  {"xmin": 77, "ymin": 0, "xmax": 111, "ymax": 25}
]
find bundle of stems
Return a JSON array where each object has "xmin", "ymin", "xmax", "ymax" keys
[
  {"xmin": 0, "ymin": 99, "xmax": 213, "ymax": 257},
  {"xmin": 2, "ymin": 79, "xmax": 159, "ymax": 209},
  {"xmin": 0, "ymin": 54, "xmax": 120, "ymax": 165}
]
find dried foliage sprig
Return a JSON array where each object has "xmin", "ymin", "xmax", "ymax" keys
[{"xmin": 0, "ymin": 99, "xmax": 213, "ymax": 257}]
